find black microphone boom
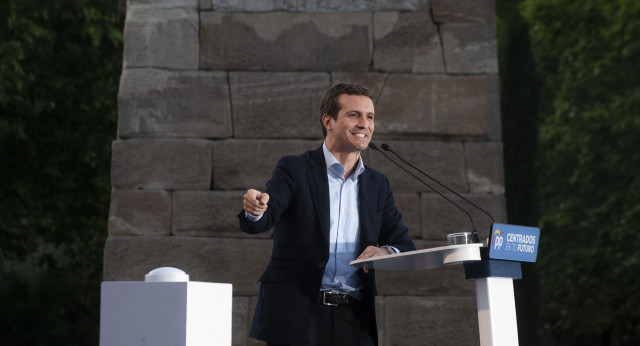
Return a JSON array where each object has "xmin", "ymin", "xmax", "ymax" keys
[
  {"xmin": 380, "ymin": 143, "xmax": 496, "ymax": 240},
  {"xmin": 368, "ymin": 142, "xmax": 480, "ymax": 240}
]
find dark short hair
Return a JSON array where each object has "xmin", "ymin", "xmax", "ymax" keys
[{"xmin": 320, "ymin": 83, "xmax": 373, "ymax": 137}]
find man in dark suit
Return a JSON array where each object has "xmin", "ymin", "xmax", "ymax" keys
[{"xmin": 238, "ymin": 83, "xmax": 415, "ymax": 346}]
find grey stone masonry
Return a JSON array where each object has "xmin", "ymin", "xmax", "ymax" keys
[
  {"xmin": 384, "ymin": 296, "xmax": 480, "ymax": 345},
  {"xmin": 374, "ymin": 11, "xmax": 444, "ymax": 73},
  {"xmin": 108, "ymin": 0, "xmax": 507, "ymax": 344},
  {"xmin": 123, "ymin": 0, "xmax": 199, "ymax": 70},
  {"xmin": 230, "ymin": 72, "xmax": 329, "ymax": 139},
  {"xmin": 108, "ymin": 189, "xmax": 171, "ymax": 236},
  {"xmin": 118, "ymin": 68, "xmax": 232, "ymax": 138},
  {"xmin": 111, "ymin": 139, "xmax": 213, "ymax": 190},
  {"xmin": 200, "ymin": 12, "xmax": 372, "ymax": 71},
  {"xmin": 212, "ymin": 139, "xmax": 323, "ymax": 190},
  {"xmin": 431, "ymin": 0, "xmax": 496, "ymax": 24},
  {"xmin": 172, "ymin": 190, "xmax": 271, "ymax": 238},
  {"xmin": 441, "ymin": 23, "xmax": 498, "ymax": 74},
  {"xmin": 465, "ymin": 141, "xmax": 505, "ymax": 194},
  {"xmin": 374, "ymin": 74, "xmax": 500, "ymax": 138},
  {"xmin": 205, "ymin": 0, "xmax": 430, "ymax": 12}
]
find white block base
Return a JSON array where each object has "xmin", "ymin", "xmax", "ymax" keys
[{"xmin": 100, "ymin": 281, "xmax": 232, "ymax": 346}]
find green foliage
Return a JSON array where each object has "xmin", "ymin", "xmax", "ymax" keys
[
  {"xmin": 0, "ymin": 0, "xmax": 122, "ymax": 344},
  {"xmin": 0, "ymin": 264, "xmax": 101, "ymax": 345},
  {"xmin": 521, "ymin": 0, "xmax": 640, "ymax": 343}
]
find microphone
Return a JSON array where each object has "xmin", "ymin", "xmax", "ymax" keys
[{"xmin": 368, "ymin": 142, "xmax": 481, "ymax": 241}]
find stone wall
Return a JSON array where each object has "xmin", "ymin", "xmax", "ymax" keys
[{"xmin": 106, "ymin": 0, "xmax": 504, "ymax": 345}]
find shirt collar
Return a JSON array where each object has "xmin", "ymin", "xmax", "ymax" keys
[{"xmin": 322, "ymin": 142, "xmax": 365, "ymax": 181}]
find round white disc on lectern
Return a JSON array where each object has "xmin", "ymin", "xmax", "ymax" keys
[{"xmin": 145, "ymin": 267, "xmax": 189, "ymax": 282}]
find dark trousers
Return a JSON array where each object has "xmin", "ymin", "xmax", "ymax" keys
[{"xmin": 267, "ymin": 301, "xmax": 376, "ymax": 346}]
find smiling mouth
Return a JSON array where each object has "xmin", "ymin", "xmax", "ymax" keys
[{"xmin": 354, "ymin": 133, "xmax": 367, "ymax": 138}]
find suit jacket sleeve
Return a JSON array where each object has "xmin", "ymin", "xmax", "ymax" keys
[{"xmin": 237, "ymin": 155, "xmax": 296, "ymax": 235}]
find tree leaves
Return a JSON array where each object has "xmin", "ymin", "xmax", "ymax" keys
[
  {"xmin": 1, "ymin": 1, "xmax": 122, "ymax": 344},
  {"xmin": 521, "ymin": 0, "xmax": 640, "ymax": 342}
]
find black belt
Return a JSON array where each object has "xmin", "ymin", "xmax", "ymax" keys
[{"xmin": 317, "ymin": 292, "xmax": 361, "ymax": 307}]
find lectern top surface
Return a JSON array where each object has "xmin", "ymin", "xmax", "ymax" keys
[{"xmin": 349, "ymin": 243, "xmax": 483, "ymax": 271}]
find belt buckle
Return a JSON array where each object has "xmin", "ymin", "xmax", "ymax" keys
[{"xmin": 322, "ymin": 292, "xmax": 339, "ymax": 307}]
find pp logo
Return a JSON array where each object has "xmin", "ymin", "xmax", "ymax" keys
[{"xmin": 492, "ymin": 230, "xmax": 504, "ymax": 250}]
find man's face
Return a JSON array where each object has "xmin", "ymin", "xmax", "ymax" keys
[{"xmin": 324, "ymin": 94, "xmax": 375, "ymax": 153}]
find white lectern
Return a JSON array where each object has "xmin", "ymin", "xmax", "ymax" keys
[
  {"xmin": 351, "ymin": 244, "xmax": 521, "ymax": 346},
  {"xmin": 100, "ymin": 268, "xmax": 233, "ymax": 346}
]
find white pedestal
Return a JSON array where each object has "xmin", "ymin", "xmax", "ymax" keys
[
  {"xmin": 100, "ymin": 281, "xmax": 232, "ymax": 346},
  {"xmin": 475, "ymin": 277, "xmax": 519, "ymax": 346}
]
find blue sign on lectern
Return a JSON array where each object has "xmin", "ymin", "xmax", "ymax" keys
[{"xmin": 488, "ymin": 223, "xmax": 540, "ymax": 262}]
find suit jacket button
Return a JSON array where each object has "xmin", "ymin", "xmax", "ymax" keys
[{"xmin": 318, "ymin": 262, "xmax": 325, "ymax": 268}]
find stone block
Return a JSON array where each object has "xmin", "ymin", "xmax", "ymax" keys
[
  {"xmin": 374, "ymin": 74, "xmax": 498, "ymax": 137},
  {"xmin": 375, "ymin": 297, "xmax": 385, "ymax": 344},
  {"xmin": 103, "ymin": 236, "xmax": 271, "ymax": 296},
  {"xmin": 199, "ymin": 0, "xmax": 212, "ymax": 10},
  {"xmin": 208, "ymin": 0, "xmax": 429, "ymax": 12},
  {"xmin": 108, "ymin": 189, "xmax": 171, "ymax": 236},
  {"xmin": 200, "ymin": 12, "xmax": 371, "ymax": 71},
  {"xmin": 482, "ymin": 74, "xmax": 502, "ymax": 141},
  {"xmin": 230, "ymin": 72, "xmax": 329, "ymax": 139},
  {"xmin": 111, "ymin": 139, "xmax": 213, "ymax": 190},
  {"xmin": 393, "ymin": 192, "xmax": 422, "ymax": 240},
  {"xmin": 233, "ymin": 297, "xmax": 249, "ymax": 346},
  {"xmin": 118, "ymin": 69, "xmax": 232, "ymax": 138},
  {"xmin": 366, "ymin": 140, "xmax": 467, "ymax": 193},
  {"xmin": 330, "ymin": 72, "xmax": 388, "ymax": 101},
  {"xmin": 374, "ymin": 11, "xmax": 444, "ymax": 73},
  {"xmin": 431, "ymin": 0, "xmax": 496, "ymax": 24},
  {"xmin": 441, "ymin": 23, "xmax": 498, "ymax": 74},
  {"xmin": 383, "ymin": 296, "xmax": 479, "ymax": 345},
  {"xmin": 213, "ymin": 139, "xmax": 323, "ymax": 190},
  {"xmin": 421, "ymin": 193, "xmax": 506, "ymax": 241},
  {"xmin": 123, "ymin": 1, "xmax": 198, "ymax": 69},
  {"xmin": 377, "ymin": 263, "xmax": 475, "ymax": 294},
  {"xmin": 464, "ymin": 141, "xmax": 505, "ymax": 194},
  {"xmin": 172, "ymin": 190, "xmax": 272, "ymax": 238}
]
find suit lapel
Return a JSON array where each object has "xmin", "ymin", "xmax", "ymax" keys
[
  {"xmin": 308, "ymin": 147, "xmax": 331, "ymax": 245},
  {"xmin": 358, "ymin": 168, "xmax": 377, "ymax": 246}
]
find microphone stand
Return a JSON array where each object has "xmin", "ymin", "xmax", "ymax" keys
[
  {"xmin": 368, "ymin": 142, "xmax": 480, "ymax": 241},
  {"xmin": 380, "ymin": 143, "xmax": 496, "ymax": 241}
]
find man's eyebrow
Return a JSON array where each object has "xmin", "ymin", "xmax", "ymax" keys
[{"xmin": 345, "ymin": 110, "xmax": 375, "ymax": 115}]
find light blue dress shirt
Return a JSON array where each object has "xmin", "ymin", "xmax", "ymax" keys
[{"xmin": 319, "ymin": 143, "xmax": 366, "ymax": 300}]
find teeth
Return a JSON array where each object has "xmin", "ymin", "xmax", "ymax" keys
[{"xmin": 355, "ymin": 134, "xmax": 365, "ymax": 138}]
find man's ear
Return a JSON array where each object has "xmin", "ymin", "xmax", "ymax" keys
[{"xmin": 322, "ymin": 114, "xmax": 333, "ymax": 132}]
